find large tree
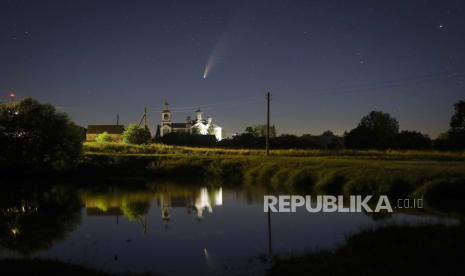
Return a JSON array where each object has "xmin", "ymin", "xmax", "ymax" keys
[
  {"xmin": 0, "ymin": 98, "xmax": 83, "ymax": 171},
  {"xmin": 345, "ymin": 111, "xmax": 399, "ymax": 149}
]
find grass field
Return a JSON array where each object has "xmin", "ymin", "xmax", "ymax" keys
[{"xmin": 84, "ymin": 142, "xmax": 465, "ymax": 161}]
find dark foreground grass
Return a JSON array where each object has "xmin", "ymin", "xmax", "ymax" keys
[
  {"xmin": 268, "ymin": 223, "xmax": 465, "ymax": 276},
  {"xmin": 0, "ymin": 258, "xmax": 110, "ymax": 276},
  {"xmin": 0, "ymin": 258, "xmax": 159, "ymax": 275}
]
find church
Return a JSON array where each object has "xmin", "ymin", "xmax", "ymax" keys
[{"xmin": 156, "ymin": 102, "xmax": 222, "ymax": 141}]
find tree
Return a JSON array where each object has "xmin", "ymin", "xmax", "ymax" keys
[
  {"xmin": 245, "ymin": 126, "xmax": 258, "ymax": 136},
  {"xmin": 447, "ymin": 100, "xmax": 465, "ymax": 149},
  {"xmin": 345, "ymin": 111, "xmax": 399, "ymax": 149},
  {"xmin": 393, "ymin": 131, "xmax": 432, "ymax": 150},
  {"xmin": 122, "ymin": 124, "xmax": 151, "ymax": 144},
  {"xmin": 95, "ymin": 131, "xmax": 112, "ymax": 143},
  {"xmin": 0, "ymin": 98, "xmax": 83, "ymax": 171},
  {"xmin": 245, "ymin": 125, "xmax": 277, "ymax": 138},
  {"xmin": 450, "ymin": 100, "xmax": 465, "ymax": 130}
]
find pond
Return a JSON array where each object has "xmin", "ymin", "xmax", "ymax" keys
[{"xmin": 0, "ymin": 179, "xmax": 458, "ymax": 275}]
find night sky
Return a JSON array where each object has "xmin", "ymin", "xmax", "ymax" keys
[{"xmin": 1, "ymin": 0, "xmax": 464, "ymax": 137}]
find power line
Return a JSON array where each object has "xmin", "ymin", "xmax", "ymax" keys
[
  {"xmin": 305, "ymin": 70, "xmax": 464, "ymax": 96},
  {"xmin": 152, "ymin": 98, "xmax": 262, "ymax": 113},
  {"xmin": 268, "ymin": 70, "xmax": 464, "ymax": 102}
]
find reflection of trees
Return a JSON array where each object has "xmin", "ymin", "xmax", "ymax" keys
[
  {"xmin": 120, "ymin": 199, "xmax": 150, "ymax": 234},
  {"xmin": 0, "ymin": 186, "xmax": 82, "ymax": 256},
  {"xmin": 120, "ymin": 200, "xmax": 150, "ymax": 220}
]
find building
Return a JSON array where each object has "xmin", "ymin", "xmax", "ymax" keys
[
  {"xmin": 86, "ymin": 125, "xmax": 125, "ymax": 142},
  {"xmin": 156, "ymin": 102, "xmax": 222, "ymax": 141}
]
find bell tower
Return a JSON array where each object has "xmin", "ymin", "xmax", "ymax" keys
[
  {"xmin": 195, "ymin": 108, "xmax": 203, "ymax": 122},
  {"xmin": 162, "ymin": 101, "xmax": 171, "ymax": 126}
]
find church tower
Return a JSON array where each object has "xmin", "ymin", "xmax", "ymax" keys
[
  {"xmin": 195, "ymin": 108, "xmax": 203, "ymax": 123},
  {"xmin": 160, "ymin": 101, "xmax": 172, "ymax": 137},
  {"xmin": 162, "ymin": 102, "xmax": 171, "ymax": 126}
]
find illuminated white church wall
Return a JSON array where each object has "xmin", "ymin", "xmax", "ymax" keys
[{"xmin": 157, "ymin": 102, "xmax": 222, "ymax": 141}]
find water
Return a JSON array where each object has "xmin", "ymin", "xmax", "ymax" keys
[{"xmin": 0, "ymin": 180, "xmax": 457, "ymax": 275}]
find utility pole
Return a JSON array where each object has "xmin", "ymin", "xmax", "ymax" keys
[
  {"xmin": 116, "ymin": 114, "xmax": 119, "ymax": 126},
  {"xmin": 266, "ymin": 92, "xmax": 271, "ymax": 156},
  {"xmin": 144, "ymin": 107, "xmax": 147, "ymax": 128},
  {"xmin": 138, "ymin": 107, "xmax": 148, "ymax": 128}
]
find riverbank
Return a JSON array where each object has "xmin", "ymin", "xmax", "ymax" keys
[{"xmin": 84, "ymin": 142, "xmax": 465, "ymax": 161}]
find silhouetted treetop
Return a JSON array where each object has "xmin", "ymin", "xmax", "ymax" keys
[
  {"xmin": 0, "ymin": 98, "xmax": 83, "ymax": 172},
  {"xmin": 450, "ymin": 100, "xmax": 465, "ymax": 130}
]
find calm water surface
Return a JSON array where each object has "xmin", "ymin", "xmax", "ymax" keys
[{"xmin": 0, "ymin": 180, "xmax": 457, "ymax": 275}]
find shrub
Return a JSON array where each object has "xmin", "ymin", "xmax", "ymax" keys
[
  {"xmin": 123, "ymin": 124, "xmax": 151, "ymax": 144},
  {"xmin": 95, "ymin": 132, "xmax": 112, "ymax": 143}
]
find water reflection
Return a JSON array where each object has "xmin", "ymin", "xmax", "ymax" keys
[
  {"xmin": 0, "ymin": 182, "xmax": 459, "ymax": 276},
  {"xmin": 83, "ymin": 186, "xmax": 224, "ymax": 228},
  {"xmin": 0, "ymin": 186, "xmax": 82, "ymax": 256}
]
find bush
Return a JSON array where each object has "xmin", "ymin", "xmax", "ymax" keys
[
  {"xmin": 95, "ymin": 132, "xmax": 112, "ymax": 143},
  {"xmin": 123, "ymin": 124, "xmax": 151, "ymax": 144},
  {"xmin": 0, "ymin": 98, "xmax": 83, "ymax": 171}
]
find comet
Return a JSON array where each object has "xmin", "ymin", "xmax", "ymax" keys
[
  {"xmin": 202, "ymin": 21, "xmax": 239, "ymax": 79},
  {"xmin": 203, "ymin": 64, "xmax": 210, "ymax": 79},
  {"xmin": 202, "ymin": 41, "xmax": 223, "ymax": 79}
]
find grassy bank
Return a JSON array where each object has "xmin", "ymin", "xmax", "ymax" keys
[
  {"xmin": 268, "ymin": 223, "xmax": 465, "ymax": 276},
  {"xmin": 84, "ymin": 142, "xmax": 465, "ymax": 161}
]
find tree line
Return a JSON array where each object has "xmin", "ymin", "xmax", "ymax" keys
[
  {"xmin": 170, "ymin": 100, "xmax": 465, "ymax": 150},
  {"xmin": 1, "ymin": 98, "xmax": 464, "ymax": 173}
]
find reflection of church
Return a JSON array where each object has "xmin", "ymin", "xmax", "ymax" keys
[
  {"xmin": 156, "ymin": 102, "xmax": 223, "ymax": 141},
  {"xmin": 84, "ymin": 187, "xmax": 223, "ymax": 229},
  {"xmin": 159, "ymin": 187, "xmax": 223, "ymax": 221}
]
